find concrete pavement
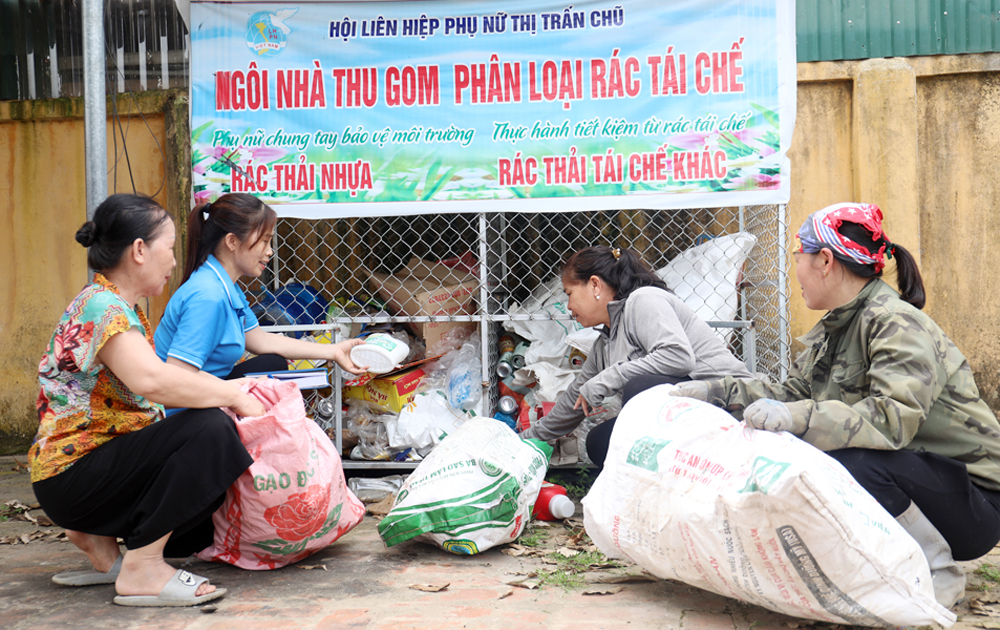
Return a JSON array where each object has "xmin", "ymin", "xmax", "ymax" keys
[{"xmin": 2, "ymin": 455, "xmax": 998, "ymax": 630}]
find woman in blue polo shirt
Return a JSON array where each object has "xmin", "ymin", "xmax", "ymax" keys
[{"xmin": 155, "ymin": 193, "xmax": 365, "ymax": 400}]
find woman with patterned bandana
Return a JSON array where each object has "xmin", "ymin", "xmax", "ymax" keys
[{"xmin": 674, "ymin": 202, "xmax": 1000, "ymax": 609}]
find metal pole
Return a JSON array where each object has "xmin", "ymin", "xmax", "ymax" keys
[
  {"xmin": 777, "ymin": 204, "xmax": 790, "ymax": 380},
  {"xmin": 83, "ymin": 0, "xmax": 108, "ymax": 219}
]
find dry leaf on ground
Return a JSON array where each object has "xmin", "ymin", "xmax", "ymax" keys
[
  {"xmin": 296, "ymin": 564, "xmax": 328, "ymax": 571},
  {"xmin": 582, "ymin": 585, "xmax": 623, "ymax": 595},
  {"xmin": 583, "ymin": 572, "xmax": 656, "ymax": 584},
  {"xmin": 409, "ymin": 583, "xmax": 449, "ymax": 592},
  {"xmin": 497, "ymin": 588, "xmax": 514, "ymax": 600},
  {"xmin": 555, "ymin": 547, "xmax": 580, "ymax": 558},
  {"xmin": 972, "ymin": 599, "xmax": 1000, "ymax": 618},
  {"xmin": 1, "ymin": 529, "xmax": 67, "ymax": 545},
  {"xmin": 505, "ymin": 578, "xmax": 540, "ymax": 590},
  {"xmin": 567, "ymin": 531, "xmax": 590, "ymax": 546}
]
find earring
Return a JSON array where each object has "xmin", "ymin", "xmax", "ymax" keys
[
  {"xmin": 596, "ymin": 294, "xmax": 601, "ymax": 300},
  {"xmin": 823, "ymin": 271, "xmax": 828, "ymax": 277}
]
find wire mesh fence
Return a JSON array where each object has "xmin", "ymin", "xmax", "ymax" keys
[{"xmin": 239, "ymin": 206, "xmax": 790, "ymax": 461}]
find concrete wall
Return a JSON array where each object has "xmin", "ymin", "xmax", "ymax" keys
[
  {"xmin": 3, "ymin": 54, "xmax": 1000, "ymax": 449},
  {"xmin": 0, "ymin": 91, "xmax": 189, "ymax": 453},
  {"xmin": 791, "ymin": 53, "xmax": 1000, "ymax": 409}
]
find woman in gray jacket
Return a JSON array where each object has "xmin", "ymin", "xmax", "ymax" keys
[{"xmin": 519, "ymin": 246, "xmax": 750, "ymax": 466}]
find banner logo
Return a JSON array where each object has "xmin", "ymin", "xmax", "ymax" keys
[{"xmin": 246, "ymin": 8, "xmax": 298, "ymax": 59}]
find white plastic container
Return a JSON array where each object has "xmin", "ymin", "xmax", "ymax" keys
[{"xmin": 350, "ymin": 333, "xmax": 410, "ymax": 374}]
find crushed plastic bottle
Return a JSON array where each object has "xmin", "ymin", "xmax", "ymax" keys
[{"xmin": 446, "ymin": 337, "xmax": 482, "ymax": 413}]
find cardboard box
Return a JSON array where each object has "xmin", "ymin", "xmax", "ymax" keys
[
  {"xmin": 343, "ymin": 366, "xmax": 426, "ymax": 413},
  {"xmin": 368, "ymin": 257, "xmax": 479, "ymax": 354},
  {"xmin": 406, "ymin": 319, "xmax": 478, "ymax": 356}
]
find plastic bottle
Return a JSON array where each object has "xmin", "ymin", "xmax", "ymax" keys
[
  {"xmin": 350, "ymin": 333, "xmax": 409, "ymax": 374},
  {"xmin": 532, "ymin": 482, "xmax": 575, "ymax": 521},
  {"xmin": 446, "ymin": 338, "xmax": 482, "ymax": 412}
]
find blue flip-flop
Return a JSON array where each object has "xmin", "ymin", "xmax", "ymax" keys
[
  {"xmin": 52, "ymin": 555, "xmax": 123, "ymax": 586},
  {"xmin": 113, "ymin": 569, "xmax": 226, "ymax": 607}
]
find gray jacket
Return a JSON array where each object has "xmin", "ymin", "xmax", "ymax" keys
[{"xmin": 521, "ymin": 287, "xmax": 751, "ymax": 442}]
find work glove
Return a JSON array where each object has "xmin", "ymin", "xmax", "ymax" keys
[
  {"xmin": 669, "ymin": 381, "xmax": 709, "ymax": 402},
  {"xmin": 743, "ymin": 398, "xmax": 795, "ymax": 433}
]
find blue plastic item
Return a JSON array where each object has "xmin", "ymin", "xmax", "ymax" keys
[
  {"xmin": 252, "ymin": 283, "xmax": 329, "ymax": 339},
  {"xmin": 494, "ymin": 411, "xmax": 518, "ymax": 431}
]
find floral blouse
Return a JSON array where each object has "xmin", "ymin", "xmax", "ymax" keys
[{"xmin": 29, "ymin": 273, "xmax": 164, "ymax": 483}]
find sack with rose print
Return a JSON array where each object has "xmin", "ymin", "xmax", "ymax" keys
[{"xmin": 197, "ymin": 379, "xmax": 365, "ymax": 570}]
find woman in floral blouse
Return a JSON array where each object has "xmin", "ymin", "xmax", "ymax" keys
[{"xmin": 29, "ymin": 194, "xmax": 264, "ymax": 607}]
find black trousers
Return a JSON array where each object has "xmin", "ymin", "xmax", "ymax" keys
[
  {"xmin": 33, "ymin": 407, "xmax": 252, "ymax": 556},
  {"xmin": 827, "ymin": 448, "xmax": 1000, "ymax": 561},
  {"xmin": 585, "ymin": 374, "xmax": 691, "ymax": 469},
  {"xmin": 226, "ymin": 353, "xmax": 288, "ymax": 379}
]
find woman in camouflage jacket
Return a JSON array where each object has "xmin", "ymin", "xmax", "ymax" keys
[{"xmin": 675, "ymin": 202, "xmax": 1000, "ymax": 609}]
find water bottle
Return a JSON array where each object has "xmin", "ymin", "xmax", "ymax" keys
[
  {"xmin": 446, "ymin": 350, "xmax": 481, "ymax": 412},
  {"xmin": 447, "ymin": 368, "xmax": 475, "ymax": 411},
  {"xmin": 532, "ymin": 482, "xmax": 575, "ymax": 521},
  {"xmin": 494, "ymin": 395, "xmax": 518, "ymax": 431}
]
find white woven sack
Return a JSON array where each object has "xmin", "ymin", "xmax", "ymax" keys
[
  {"xmin": 582, "ymin": 385, "xmax": 955, "ymax": 627},
  {"xmin": 378, "ymin": 418, "xmax": 551, "ymax": 555}
]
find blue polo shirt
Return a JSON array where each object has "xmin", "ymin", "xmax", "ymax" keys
[{"xmin": 155, "ymin": 254, "xmax": 259, "ymax": 380}]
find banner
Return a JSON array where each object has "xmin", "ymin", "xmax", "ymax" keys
[{"xmin": 191, "ymin": 0, "xmax": 795, "ymax": 218}]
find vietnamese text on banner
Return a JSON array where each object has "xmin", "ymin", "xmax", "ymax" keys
[{"xmin": 191, "ymin": 0, "xmax": 796, "ymax": 218}]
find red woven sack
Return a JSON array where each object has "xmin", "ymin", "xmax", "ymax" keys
[{"xmin": 197, "ymin": 379, "xmax": 364, "ymax": 569}]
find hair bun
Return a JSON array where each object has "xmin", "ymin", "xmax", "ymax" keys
[{"xmin": 75, "ymin": 221, "xmax": 98, "ymax": 247}]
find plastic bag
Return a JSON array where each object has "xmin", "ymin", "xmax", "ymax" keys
[
  {"xmin": 504, "ymin": 302, "xmax": 585, "ymax": 367},
  {"xmin": 384, "ymin": 389, "xmax": 473, "ymax": 452},
  {"xmin": 655, "ymin": 233, "xmax": 757, "ymax": 343},
  {"xmin": 378, "ymin": 417, "xmax": 552, "ymax": 554},
  {"xmin": 197, "ymin": 379, "xmax": 365, "ymax": 570},
  {"xmin": 348, "ymin": 475, "xmax": 407, "ymax": 503},
  {"xmin": 344, "ymin": 399, "xmax": 398, "ymax": 460},
  {"xmin": 582, "ymin": 385, "xmax": 955, "ymax": 627}
]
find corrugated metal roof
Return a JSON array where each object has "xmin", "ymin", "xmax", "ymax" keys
[
  {"xmin": 4, "ymin": 1, "xmax": 1000, "ymax": 101},
  {"xmin": 798, "ymin": 0, "xmax": 1000, "ymax": 62},
  {"xmin": 0, "ymin": 0, "xmax": 188, "ymax": 101}
]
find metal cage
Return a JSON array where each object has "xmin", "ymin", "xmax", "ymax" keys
[{"xmin": 240, "ymin": 205, "xmax": 790, "ymax": 469}]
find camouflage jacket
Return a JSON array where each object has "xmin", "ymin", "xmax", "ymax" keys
[{"xmin": 703, "ymin": 279, "xmax": 1000, "ymax": 490}]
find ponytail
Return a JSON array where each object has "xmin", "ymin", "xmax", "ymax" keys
[
  {"xmin": 562, "ymin": 246, "xmax": 666, "ymax": 301},
  {"xmin": 836, "ymin": 222, "xmax": 925, "ymax": 310},
  {"xmin": 183, "ymin": 193, "xmax": 276, "ymax": 283},
  {"xmin": 890, "ymin": 243, "xmax": 926, "ymax": 309},
  {"xmin": 183, "ymin": 204, "xmax": 209, "ymax": 283}
]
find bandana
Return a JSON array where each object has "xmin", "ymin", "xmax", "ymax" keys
[{"xmin": 797, "ymin": 202, "xmax": 889, "ymax": 272}]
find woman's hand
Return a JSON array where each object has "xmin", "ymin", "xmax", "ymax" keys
[
  {"xmin": 573, "ymin": 395, "xmax": 592, "ymax": 416},
  {"xmin": 329, "ymin": 339, "xmax": 368, "ymax": 375},
  {"xmin": 670, "ymin": 381, "xmax": 710, "ymax": 401},
  {"xmin": 231, "ymin": 391, "xmax": 266, "ymax": 418},
  {"xmin": 743, "ymin": 399, "xmax": 797, "ymax": 433}
]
